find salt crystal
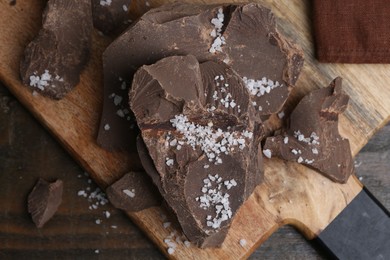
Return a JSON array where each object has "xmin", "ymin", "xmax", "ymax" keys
[
  {"xmin": 104, "ymin": 124, "xmax": 110, "ymax": 131},
  {"xmin": 100, "ymin": 0, "xmax": 111, "ymax": 6},
  {"xmin": 122, "ymin": 4, "xmax": 128, "ymax": 11},
  {"xmin": 166, "ymin": 158, "xmax": 174, "ymax": 166},
  {"xmin": 163, "ymin": 222, "xmax": 171, "ymax": 228},
  {"xmin": 123, "ymin": 189, "xmax": 135, "ymax": 198},
  {"xmin": 284, "ymin": 136, "xmax": 289, "ymax": 144},
  {"xmin": 167, "ymin": 247, "xmax": 175, "ymax": 255},
  {"xmin": 278, "ymin": 111, "xmax": 285, "ymax": 119},
  {"xmin": 297, "ymin": 157, "xmax": 304, "ymax": 163},
  {"xmin": 239, "ymin": 239, "xmax": 247, "ymax": 247},
  {"xmin": 263, "ymin": 149, "xmax": 272, "ymax": 159}
]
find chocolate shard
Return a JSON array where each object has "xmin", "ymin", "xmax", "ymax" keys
[
  {"xmin": 264, "ymin": 77, "xmax": 354, "ymax": 183},
  {"xmin": 91, "ymin": 0, "xmax": 132, "ymax": 36},
  {"xmin": 130, "ymin": 55, "xmax": 263, "ymax": 247},
  {"xmin": 27, "ymin": 178, "xmax": 63, "ymax": 228},
  {"xmin": 106, "ymin": 171, "xmax": 161, "ymax": 212},
  {"xmin": 97, "ymin": 2, "xmax": 303, "ymax": 150},
  {"xmin": 20, "ymin": 0, "xmax": 92, "ymax": 99}
]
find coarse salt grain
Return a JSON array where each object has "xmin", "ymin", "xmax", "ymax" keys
[
  {"xmin": 29, "ymin": 70, "xmax": 63, "ymax": 91},
  {"xmin": 278, "ymin": 111, "xmax": 285, "ymax": 119},
  {"xmin": 100, "ymin": 0, "xmax": 111, "ymax": 6},
  {"xmin": 284, "ymin": 136, "xmax": 289, "ymax": 144},
  {"xmin": 104, "ymin": 124, "xmax": 110, "ymax": 131},
  {"xmin": 167, "ymin": 247, "xmax": 175, "ymax": 255},
  {"xmin": 297, "ymin": 157, "xmax": 304, "ymax": 163},
  {"xmin": 196, "ymin": 174, "xmax": 235, "ymax": 229},
  {"xmin": 122, "ymin": 4, "xmax": 128, "ymax": 11},
  {"xmin": 166, "ymin": 158, "xmax": 174, "ymax": 166},
  {"xmin": 209, "ymin": 8, "xmax": 226, "ymax": 53},
  {"xmin": 168, "ymin": 114, "xmax": 252, "ymax": 164},
  {"xmin": 263, "ymin": 149, "xmax": 272, "ymax": 159},
  {"xmin": 239, "ymin": 239, "xmax": 247, "ymax": 247},
  {"xmin": 123, "ymin": 189, "xmax": 135, "ymax": 198},
  {"xmin": 163, "ymin": 222, "xmax": 171, "ymax": 228},
  {"xmin": 242, "ymin": 76, "xmax": 281, "ymax": 97}
]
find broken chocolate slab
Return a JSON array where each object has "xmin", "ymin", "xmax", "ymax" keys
[
  {"xmin": 130, "ymin": 55, "xmax": 263, "ymax": 247},
  {"xmin": 264, "ymin": 77, "xmax": 354, "ymax": 183},
  {"xmin": 91, "ymin": 0, "xmax": 132, "ymax": 36},
  {"xmin": 27, "ymin": 178, "xmax": 63, "ymax": 228},
  {"xmin": 97, "ymin": 2, "xmax": 303, "ymax": 150},
  {"xmin": 106, "ymin": 171, "xmax": 161, "ymax": 212},
  {"xmin": 20, "ymin": 0, "xmax": 92, "ymax": 99}
]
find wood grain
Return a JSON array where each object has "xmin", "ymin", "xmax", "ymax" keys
[{"xmin": 0, "ymin": 0, "xmax": 389, "ymax": 259}]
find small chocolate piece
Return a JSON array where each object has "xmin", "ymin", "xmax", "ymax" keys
[
  {"xmin": 20, "ymin": 0, "xmax": 92, "ymax": 99},
  {"xmin": 130, "ymin": 55, "xmax": 263, "ymax": 247},
  {"xmin": 27, "ymin": 178, "xmax": 63, "ymax": 228},
  {"xmin": 264, "ymin": 77, "xmax": 354, "ymax": 183},
  {"xmin": 106, "ymin": 171, "xmax": 161, "ymax": 212},
  {"xmin": 97, "ymin": 3, "xmax": 303, "ymax": 150},
  {"xmin": 91, "ymin": 0, "xmax": 132, "ymax": 36}
]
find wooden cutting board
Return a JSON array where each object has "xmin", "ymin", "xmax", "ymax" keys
[{"xmin": 1, "ymin": 0, "xmax": 389, "ymax": 259}]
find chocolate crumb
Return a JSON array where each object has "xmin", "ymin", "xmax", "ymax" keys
[{"xmin": 27, "ymin": 178, "xmax": 63, "ymax": 228}]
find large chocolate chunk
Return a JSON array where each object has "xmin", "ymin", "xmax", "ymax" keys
[
  {"xmin": 27, "ymin": 178, "xmax": 63, "ymax": 228},
  {"xmin": 263, "ymin": 77, "xmax": 354, "ymax": 183},
  {"xmin": 130, "ymin": 55, "xmax": 263, "ymax": 247},
  {"xmin": 97, "ymin": 3, "xmax": 303, "ymax": 150},
  {"xmin": 91, "ymin": 0, "xmax": 132, "ymax": 36},
  {"xmin": 106, "ymin": 171, "xmax": 161, "ymax": 212},
  {"xmin": 20, "ymin": 0, "xmax": 92, "ymax": 99}
]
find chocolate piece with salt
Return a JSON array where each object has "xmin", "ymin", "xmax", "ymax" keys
[
  {"xmin": 264, "ymin": 77, "xmax": 354, "ymax": 183},
  {"xmin": 106, "ymin": 171, "xmax": 161, "ymax": 212},
  {"xmin": 20, "ymin": 0, "xmax": 92, "ymax": 99},
  {"xmin": 97, "ymin": 2, "xmax": 303, "ymax": 150},
  {"xmin": 28, "ymin": 178, "xmax": 63, "ymax": 228},
  {"xmin": 91, "ymin": 0, "xmax": 132, "ymax": 36},
  {"xmin": 130, "ymin": 55, "xmax": 263, "ymax": 247}
]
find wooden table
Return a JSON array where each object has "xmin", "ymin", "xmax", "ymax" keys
[{"xmin": 1, "ymin": 81, "xmax": 389, "ymax": 259}]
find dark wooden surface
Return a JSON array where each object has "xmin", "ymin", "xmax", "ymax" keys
[{"xmin": 0, "ymin": 81, "xmax": 389, "ymax": 259}]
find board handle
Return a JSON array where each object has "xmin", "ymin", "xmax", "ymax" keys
[{"xmin": 315, "ymin": 187, "xmax": 390, "ymax": 260}]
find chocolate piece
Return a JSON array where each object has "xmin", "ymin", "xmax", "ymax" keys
[
  {"xmin": 97, "ymin": 3, "xmax": 303, "ymax": 150},
  {"xmin": 264, "ymin": 77, "xmax": 354, "ymax": 183},
  {"xmin": 91, "ymin": 0, "xmax": 132, "ymax": 36},
  {"xmin": 20, "ymin": 0, "xmax": 92, "ymax": 99},
  {"xmin": 27, "ymin": 178, "xmax": 63, "ymax": 228},
  {"xmin": 130, "ymin": 55, "xmax": 263, "ymax": 247},
  {"xmin": 106, "ymin": 171, "xmax": 161, "ymax": 212}
]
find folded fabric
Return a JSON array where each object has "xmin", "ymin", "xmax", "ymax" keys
[{"xmin": 313, "ymin": 1, "xmax": 390, "ymax": 63}]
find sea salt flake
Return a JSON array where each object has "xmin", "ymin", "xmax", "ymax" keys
[
  {"xmin": 123, "ymin": 189, "xmax": 135, "ymax": 198},
  {"xmin": 100, "ymin": 0, "xmax": 111, "ymax": 6},
  {"xmin": 239, "ymin": 239, "xmax": 247, "ymax": 247},
  {"xmin": 263, "ymin": 149, "xmax": 272, "ymax": 158}
]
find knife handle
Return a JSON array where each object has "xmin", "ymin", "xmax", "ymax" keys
[{"xmin": 315, "ymin": 187, "xmax": 390, "ymax": 260}]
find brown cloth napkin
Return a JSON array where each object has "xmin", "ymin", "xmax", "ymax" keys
[{"xmin": 313, "ymin": 1, "xmax": 390, "ymax": 63}]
